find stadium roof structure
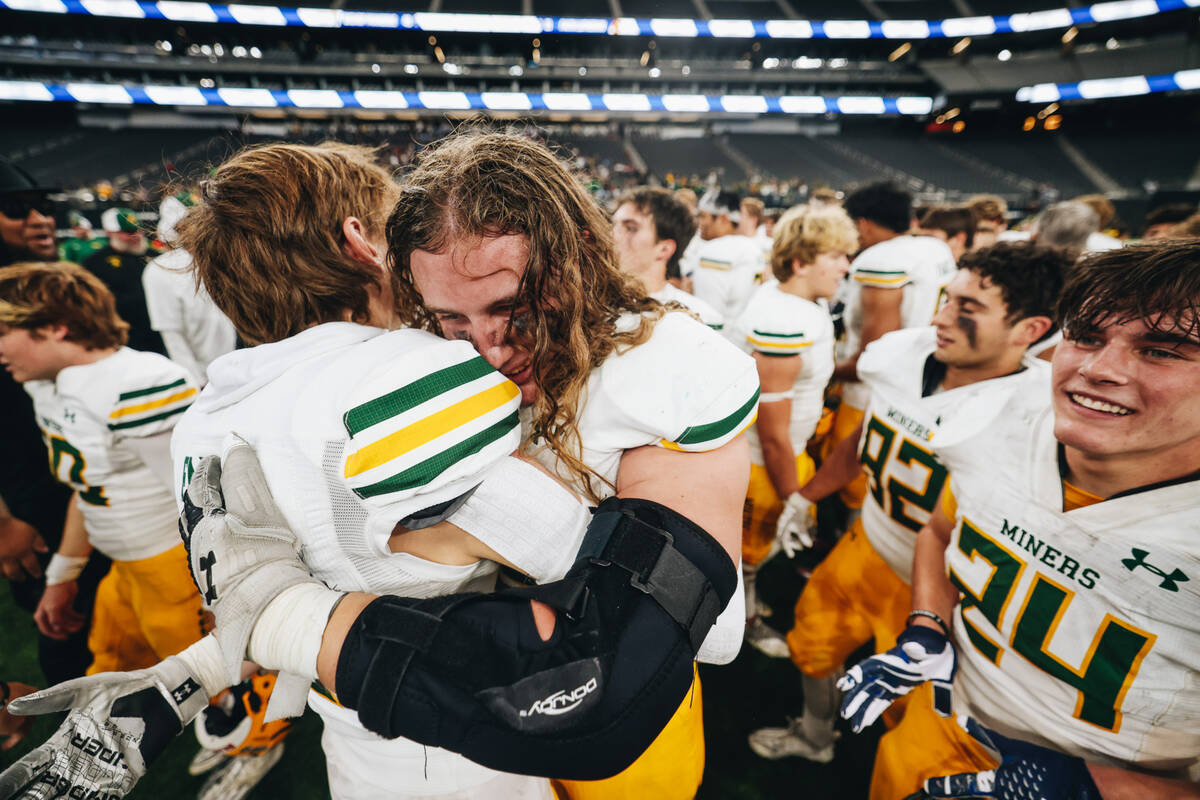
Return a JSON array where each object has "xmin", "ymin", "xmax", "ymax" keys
[{"xmin": 1, "ymin": 0, "xmax": 1195, "ymax": 37}]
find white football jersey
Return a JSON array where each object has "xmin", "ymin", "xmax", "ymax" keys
[
  {"xmin": 689, "ymin": 234, "xmax": 767, "ymax": 336},
  {"xmin": 855, "ymin": 328, "xmax": 1048, "ymax": 583},
  {"xmin": 524, "ymin": 311, "xmax": 758, "ymax": 496},
  {"xmin": 25, "ymin": 348, "xmax": 198, "ymax": 561},
  {"xmin": 172, "ymin": 321, "xmax": 561, "ymax": 796},
  {"xmin": 838, "ymin": 235, "xmax": 956, "ymax": 409},
  {"xmin": 937, "ymin": 392, "xmax": 1200, "ymax": 772},
  {"xmin": 141, "ymin": 248, "xmax": 237, "ymax": 384},
  {"xmin": 523, "ymin": 310, "xmax": 760, "ymax": 664},
  {"xmin": 651, "ymin": 282, "xmax": 725, "ymax": 331},
  {"xmin": 732, "ymin": 284, "xmax": 835, "ymax": 463}
]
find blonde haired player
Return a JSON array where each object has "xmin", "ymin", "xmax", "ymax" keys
[
  {"xmin": 732, "ymin": 204, "xmax": 856, "ymax": 653},
  {"xmin": 0, "ymin": 262, "xmax": 204, "ymax": 672},
  {"xmin": 839, "ymin": 241, "xmax": 1200, "ymax": 799}
]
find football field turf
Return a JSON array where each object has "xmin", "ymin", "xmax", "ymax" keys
[{"xmin": 1, "ymin": 556, "xmax": 880, "ymax": 798}]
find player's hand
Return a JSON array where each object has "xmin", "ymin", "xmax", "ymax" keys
[
  {"xmin": 180, "ymin": 442, "xmax": 321, "ymax": 683},
  {"xmin": 0, "ymin": 517, "xmax": 48, "ymax": 581},
  {"xmin": 906, "ymin": 716, "xmax": 1101, "ymax": 800},
  {"xmin": 32, "ymin": 581, "xmax": 83, "ymax": 640},
  {"xmin": 837, "ymin": 624, "xmax": 956, "ymax": 733},
  {"xmin": 775, "ymin": 492, "xmax": 817, "ymax": 557},
  {"xmin": 0, "ymin": 646, "xmax": 217, "ymax": 799},
  {"xmin": 1, "ymin": 682, "xmax": 38, "ymax": 751}
]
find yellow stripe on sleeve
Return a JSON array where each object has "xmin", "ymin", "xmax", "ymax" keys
[
  {"xmin": 344, "ymin": 380, "xmax": 519, "ymax": 478},
  {"xmin": 745, "ymin": 335, "xmax": 812, "ymax": 351},
  {"xmin": 108, "ymin": 387, "xmax": 198, "ymax": 419},
  {"xmin": 853, "ymin": 272, "xmax": 908, "ymax": 287}
]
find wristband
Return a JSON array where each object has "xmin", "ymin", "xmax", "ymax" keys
[
  {"xmin": 45, "ymin": 553, "xmax": 89, "ymax": 586},
  {"xmin": 907, "ymin": 609, "xmax": 951, "ymax": 638}
]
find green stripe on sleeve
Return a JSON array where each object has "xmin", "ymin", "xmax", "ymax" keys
[
  {"xmin": 352, "ymin": 410, "xmax": 519, "ymax": 499},
  {"xmin": 675, "ymin": 388, "xmax": 760, "ymax": 447},
  {"xmin": 751, "ymin": 329, "xmax": 806, "ymax": 340},
  {"xmin": 343, "ymin": 357, "xmax": 496, "ymax": 437},
  {"xmin": 107, "ymin": 403, "xmax": 192, "ymax": 430},
  {"xmin": 118, "ymin": 377, "xmax": 187, "ymax": 401},
  {"xmin": 854, "ymin": 268, "xmax": 906, "ymax": 277}
]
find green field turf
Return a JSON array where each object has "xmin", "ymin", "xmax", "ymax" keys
[{"xmin": 2, "ymin": 555, "xmax": 880, "ymax": 798}]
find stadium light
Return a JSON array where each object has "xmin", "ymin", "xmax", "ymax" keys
[
  {"xmin": 1016, "ymin": 68, "xmax": 1200, "ymax": 101},
  {"xmin": 0, "ymin": 78, "xmax": 936, "ymax": 117},
  {"xmin": 0, "ymin": 0, "xmax": 1190, "ymax": 40}
]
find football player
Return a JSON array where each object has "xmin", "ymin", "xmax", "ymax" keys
[
  {"xmin": 0, "ymin": 137, "xmax": 751, "ymax": 800},
  {"xmin": 838, "ymin": 240, "xmax": 1200, "ymax": 799},
  {"xmin": 0, "ymin": 261, "xmax": 204, "ymax": 671},
  {"xmin": 612, "ymin": 186, "xmax": 724, "ymax": 330},
  {"xmin": 749, "ymin": 242, "xmax": 1068, "ymax": 771},
  {"xmin": 828, "ymin": 182, "xmax": 957, "ymax": 510},
  {"xmin": 690, "ymin": 188, "xmax": 765, "ymax": 332},
  {"xmin": 730, "ymin": 204, "xmax": 856, "ymax": 653}
]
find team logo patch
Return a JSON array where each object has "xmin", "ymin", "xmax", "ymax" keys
[{"xmin": 1121, "ymin": 548, "xmax": 1188, "ymax": 592}]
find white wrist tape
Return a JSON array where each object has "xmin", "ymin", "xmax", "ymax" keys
[
  {"xmin": 758, "ymin": 390, "xmax": 795, "ymax": 403},
  {"xmin": 45, "ymin": 553, "xmax": 89, "ymax": 586},
  {"xmin": 450, "ymin": 456, "xmax": 590, "ymax": 583},
  {"xmin": 173, "ymin": 634, "xmax": 233, "ymax": 699},
  {"xmin": 248, "ymin": 583, "xmax": 343, "ymax": 680}
]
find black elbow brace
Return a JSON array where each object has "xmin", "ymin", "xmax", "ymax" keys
[{"xmin": 333, "ymin": 496, "xmax": 736, "ymax": 780}]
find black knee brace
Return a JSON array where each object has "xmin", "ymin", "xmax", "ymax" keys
[{"xmin": 333, "ymin": 496, "xmax": 736, "ymax": 780}]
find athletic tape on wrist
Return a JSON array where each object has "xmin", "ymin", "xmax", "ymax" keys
[
  {"xmin": 44, "ymin": 553, "xmax": 88, "ymax": 586},
  {"xmin": 174, "ymin": 634, "xmax": 233, "ymax": 699},
  {"xmin": 248, "ymin": 583, "xmax": 343, "ymax": 679},
  {"xmin": 450, "ymin": 456, "xmax": 590, "ymax": 583}
]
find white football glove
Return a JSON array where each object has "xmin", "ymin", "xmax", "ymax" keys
[
  {"xmin": 837, "ymin": 625, "xmax": 956, "ymax": 733},
  {"xmin": 0, "ymin": 637, "xmax": 225, "ymax": 800},
  {"xmin": 179, "ymin": 442, "xmax": 322, "ymax": 686},
  {"xmin": 775, "ymin": 492, "xmax": 817, "ymax": 557}
]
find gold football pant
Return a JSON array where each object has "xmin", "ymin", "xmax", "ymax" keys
[
  {"xmin": 86, "ymin": 542, "xmax": 208, "ymax": 675},
  {"xmin": 553, "ymin": 664, "xmax": 704, "ymax": 800}
]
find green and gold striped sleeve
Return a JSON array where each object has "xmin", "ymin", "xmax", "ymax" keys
[
  {"xmin": 341, "ymin": 355, "xmax": 520, "ymax": 501},
  {"xmin": 852, "ymin": 266, "xmax": 910, "ymax": 288},
  {"xmin": 746, "ymin": 328, "xmax": 811, "ymax": 357},
  {"xmin": 660, "ymin": 386, "xmax": 760, "ymax": 453},
  {"xmin": 108, "ymin": 376, "xmax": 197, "ymax": 432}
]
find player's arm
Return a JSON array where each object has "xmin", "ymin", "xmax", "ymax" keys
[
  {"xmin": 319, "ymin": 437, "xmax": 750, "ymax": 685},
  {"xmin": 799, "ymin": 421, "xmax": 864, "ymax": 503},
  {"xmin": 33, "ymin": 493, "xmax": 90, "ymax": 640},
  {"xmin": 833, "ymin": 285, "xmax": 903, "ymax": 381},
  {"xmin": 752, "ymin": 351, "xmax": 805, "ymax": 499},
  {"xmin": 909, "ymin": 487, "xmax": 959, "ymax": 628}
]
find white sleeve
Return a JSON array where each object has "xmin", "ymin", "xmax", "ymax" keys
[
  {"xmin": 448, "ymin": 457, "xmax": 590, "ymax": 584},
  {"xmin": 122, "ymin": 430, "xmax": 177, "ymax": 494},
  {"xmin": 696, "ymin": 569, "xmax": 745, "ymax": 664}
]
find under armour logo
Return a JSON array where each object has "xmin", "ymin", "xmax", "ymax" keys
[
  {"xmin": 199, "ymin": 551, "xmax": 218, "ymax": 604},
  {"xmin": 63, "ymin": 410, "xmax": 75, "ymax": 423},
  {"xmin": 171, "ymin": 678, "xmax": 201, "ymax": 706},
  {"xmin": 1121, "ymin": 548, "xmax": 1188, "ymax": 592}
]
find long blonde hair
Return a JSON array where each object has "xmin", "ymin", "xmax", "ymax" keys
[{"xmin": 386, "ymin": 131, "xmax": 662, "ymax": 501}]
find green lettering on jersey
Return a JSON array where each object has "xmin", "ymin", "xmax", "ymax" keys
[
  {"xmin": 1011, "ymin": 574, "xmax": 1155, "ymax": 732},
  {"xmin": 859, "ymin": 415, "xmax": 896, "ymax": 510},
  {"xmin": 949, "ymin": 519, "xmax": 1024, "ymax": 664},
  {"xmin": 46, "ymin": 435, "xmax": 109, "ymax": 507},
  {"xmin": 887, "ymin": 439, "xmax": 947, "ymax": 533}
]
